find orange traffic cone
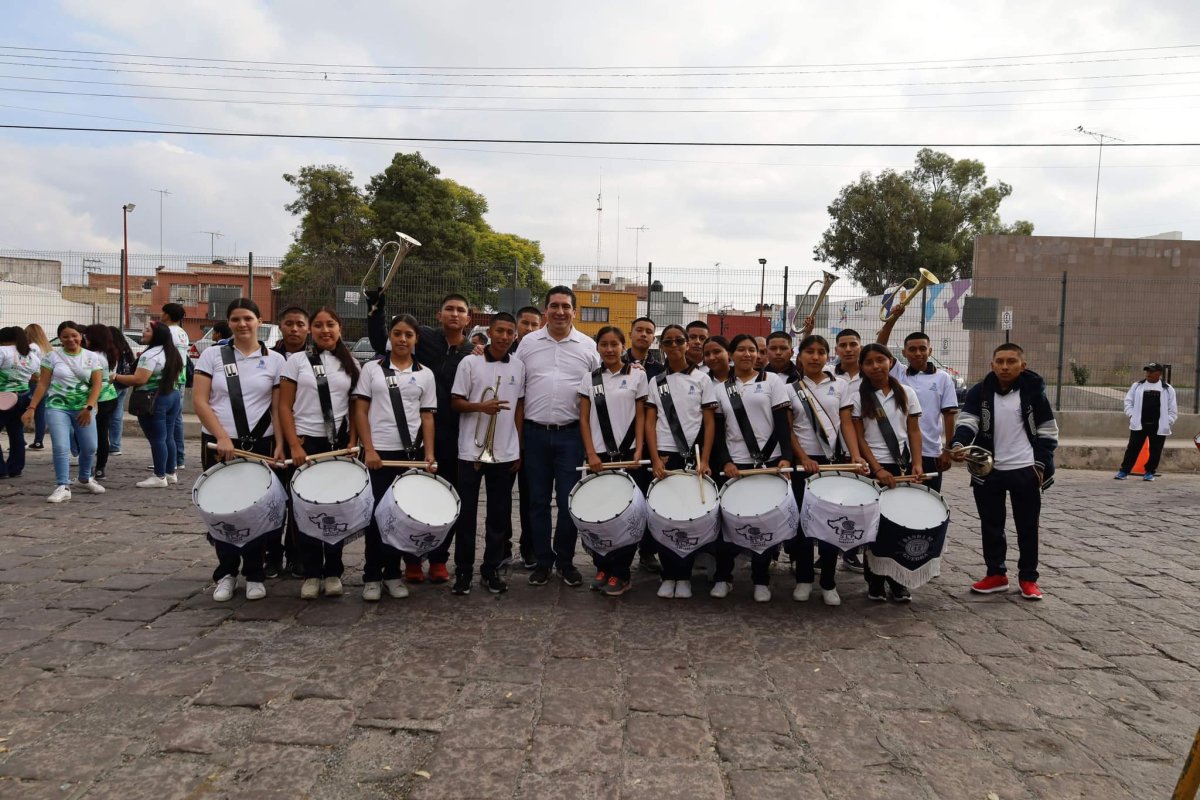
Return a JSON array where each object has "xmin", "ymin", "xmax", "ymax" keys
[{"xmin": 1132, "ymin": 439, "xmax": 1151, "ymax": 476}]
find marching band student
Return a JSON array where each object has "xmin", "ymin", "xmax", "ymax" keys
[
  {"xmin": 702, "ymin": 336, "xmax": 731, "ymax": 383},
  {"xmin": 579, "ymin": 325, "xmax": 648, "ymax": 597},
  {"xmin": 278, "ymin": 308, "xmax": 360, "ymax": 600},
  {"xmin": 112, "ymin": 323, "xmax": 184, "ymax": 487},
  {"xmin": 192, "ymin": 299, "xmax": 287, "ymax": 602},
  {"xmin": 646, "ymin": 324, "xmax": 716, "ymax": 599},
  {"xmin": 511, "ymin": 306, "xmax": 543, "ymax": 354},
  {"xmin": 22, "ymin": 321, "xmax": 105, "ymax": 503},
  {"xmin": 82, "ymin": 325, "xmax": 121, "ymax": 481},
  {"xmin": 273, "ymin": 307, "xmax": 311, "ymax": 357},
  {"xmin": 450, "ymin": 313, "xmax": 525, "ymax": 596},
  {"xmin": 764, "ymin": 331, "xmax": 800, "ymax": 384},
  {"xmin": 0, "ymin": 327, "xmax": 40, "ymax": 478},
  {"xmin": 951, "ymin": 343, "xmax": 1057, "ymax": 601},
  {"xmin": 268, "ymin": 306, "xmax": 310, "ymax": 578},
  {"xmin": 787, "ymin": 334, "xmax": 857, "ymax": 606},
  {"xmin": 23, "ymin": 324, "xmax": 51, "ymax": 450},
  {"xmin": 1115, "ymin": 362, "xmax": 1178, "ymax": 481},
  {"xmin": 711, "ymin": 334, "xmax": 793, "ymax": 603},
  {"xmin": 877, "ymin": 307, "xmax": 958, "ymax": 492},
  {"xmin": 684, "ymin": 320, "xmax": 710, "ymax": 370},
  {"xmin": 841, "ymin": 342, "xmax": 924, "ymax": 603},
  {"xmin": 354, "ymin": 313, "xmax": 438, "ymax": 602},
  {"xmin": 511, "ymin": 305, "xmax": 543, "ymax": 569},
  {"xmin": 833, "ymin": 328, "xmax": 866, "ymax": 572},
  {"xmin": 623, "ymin": 316, "xmax": 664, "ymax": 377}
]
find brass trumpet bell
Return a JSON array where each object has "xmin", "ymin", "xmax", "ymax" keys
[
  {"xmin": 792, "ymin": 270, "xmax": 839, "ymax": 329},
  {"xmin": 954, "ymin": 444, "xmax": 994, "ymax": 478},
  {"xmin": 879, "ymin": 267, "xmax": 940, "ymax": 321}
]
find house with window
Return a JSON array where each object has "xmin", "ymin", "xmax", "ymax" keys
[{"xmin": 573, "ymin": 271, "xmax": 638, "ymax": 337}]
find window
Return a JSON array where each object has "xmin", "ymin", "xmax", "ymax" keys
[
  {"xmin": 581, "ymin": 307, "xmax": 609, "ymax": 323},
  {"xmin": 170, "ymin": 284, "xmax": 198, "ymax": 304}
]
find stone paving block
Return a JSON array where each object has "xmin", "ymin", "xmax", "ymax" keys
[
  {"xmin": 1024, "ymin": 773, "xmax": 1136, "ymax": 798},
  {"xmin": 313, "ymin": 728, "xmax": 434, "ymax": 797},
  {"xmin": 193, "ymin": 671, "xmax": 290, "ymax": 708},
  {"xmin": 706, "ymin": 695, "xmax": 790, "ymax": 735},
  {"xmin": 409, "ymin": 747, "xmax": 523, "ymax": 800},
  {"xmin": 1109, "ymin": 654, "xmax": 1200, "ymax": 682},
  {"xmin": 6, "ymin": 639, "xmax": 98, "ymax": 669},
  {"xmin": 53, "ymin": 617, "xmax": 142, "ymax": 644},
  {"xmin": 714, "ymin": 729, "xmax": 814, "ymax": 770},
  {"xmin": 626, "ymin": 712, "xmax": 712, "ymax": 759},
  {"xmin": 98, "ymin": 597, "xmax": 179, "ymax": 622},
  {"xmin": 544, "ymin": 656, "xmax": 619, "ymax": 687},
  {"xmin": 155, "ymin": 707, "xmax": 248, "ymax": 754},
  {"xmin": 948, "ymin": 692, "xmax": 1046, "ymax": 732},
  {"xmin": 983, "ymin": 730, "xmax": 1108, "ymax": 775},
  {"xmin": 620, "ymin": 759, "xmax": 724, "ymax": 800},
  {"xmin": 206, "ymin": 742, "xmax": 325, "ymax": 797},
  {"xmin": 457, "ymin": 680, "xmax": 538, "ymax": 709},
  {"xmin": 520, "ymin": 771, "xmax": 618, "ymax": 800},
  {"xmin": 528, "ymin": 723, "xmax": 621, "ymax": 775},
  {"xmin": 0, "ymin": 732, "xmax": 132, "ymax": 781},
  {"xmin": 625, "ymin": 676, "xmax": 704, "ymax": 719},
  {"xmin": 8, "ymin": 675, "xmax": 114, "ymax": 713},
  {"xmin": 822, "ymin": 769, "xmax": 935, "ymax": 800},
  {"xmin": 437, "ymin": 707, "xmax": 534, "ymax": 750},
  {"xmin": 252, "ymin": 698, "xmax": 357, "ymax": 747},
  {"xmin": 45, "ymin": 587, "xmax": 122, "ymax": 612},
  {"xmin": 918, "ymin": 748, "xmax": 1034, "ymax": 799},
  {"xmin": 360, "ymin": 679, "xmax": 459, "ymax": 724},
  {"xmin": 113, "ymin": 625, "xmax": 208, "ymax": 651},
  {"xmin": 728, "ymin": 769, "xmax": 825, "ymax": 800},
  {"xmin": 0, "ymin": 711, "xmax": 69, "ymax": 747},
  {"xmin": 0, "ymin": 627, "xmax": 49, "ymax": 656},
  {"xmin": 541, "ymin": 687, "xmax": 623, "ymax": 727},
  {"xmin": 295, "ymin": 599, "xmax": 366, "ymax": 627},
  {"xmin": 83, "ymin": 755, "xmax": 211, "ymax": 800}
]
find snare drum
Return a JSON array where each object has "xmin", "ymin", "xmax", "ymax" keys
[
  {"xmin": 800, "ymin": 472, "xmax": 881, "ymax": 552},
  {"xmin": 291, "ymin": 457, "xmax": 373, "ymax": 545},
  {"xmin": 374, "ymin": 471, "xmax": 461, "ymax": 558},
  {"xmin": 192, "ymin": 459, "xmax": 288, "ymax": 547},
  {"xmin": 569, "ymin": 471, "xmax": 647, "ymax": 556},
  {"xmin": 868, "ymin": 483, "xmax": 949, "ymax": 590},
  {"xmin": 718, "ymin": 473, "xmax": 799, "ymax": 554},
  {"xmin": 646, "ymin": 473, "xmax": 721, "ymax": 557}
]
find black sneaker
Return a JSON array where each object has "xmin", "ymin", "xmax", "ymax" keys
[
  {"xmin": 890, "ymin": 584, "xmax": 912, "ymax": 603},
  {"xmin": 843, "ymin": 550, "xmax": 865, "ymax": 573},
  {"xmin": 264, "ymin": 557, "xmax": 283, "ymax": 580},
  {"xmin": 528, "ymin": 566, "xmax": 551, "ymax": 586},
  {"xmin": 451, "ymin": 572, "xmax": 472, "ymax": 596},
  {"xmin": 866, "ymin": 580, "xmax": 887, "ymax": 601},
  {"xmin": 28, "ymin": 442, "xmax": 44, "ymax": 450},
  {"xmin": 639, "ymin": 552, "xmax": 662, "ymax": 574},
  {"xmin": 482, "ymin": 573, "xmax": 508, "ymax": 594},
  {"xmin": 560, "ymin": 565, "xmax": 583, "ymax": 587}
]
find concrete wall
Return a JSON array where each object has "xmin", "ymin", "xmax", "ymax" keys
[{"xmin": 1057, "ymin": 410, "xmax": 1200, "ymax": 439}]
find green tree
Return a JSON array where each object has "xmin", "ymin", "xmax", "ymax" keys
[
  {"xmin": 814, "ymin": 148, "xmax": 1033, "ymax": 294},
  {"xmin": 279, "ymin": 165, "xmax": 375, "ymax": 297}
]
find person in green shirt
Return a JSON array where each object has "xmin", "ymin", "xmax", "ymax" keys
[{"xmin": 83, "ymin": 325, "xmax": 121, "ymax": 480}]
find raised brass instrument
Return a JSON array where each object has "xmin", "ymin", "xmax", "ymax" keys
[
  {"xmin": 360, "ymin": 230, "xmax": 422, "ymax": 298},
  {"xmin": 792, "ymin": 270, "xmax": 839, "ymax": 329},
  {"xmin": 952, "ymin": 443, "xmax": 994, "ymax": 478},
  {"xmin": 474, "ymin": 377, "xmax": 502, "ymax": 469},
  {"xmin": 879, "ymin": 267, "xmax": 940, "ymax": 321}
]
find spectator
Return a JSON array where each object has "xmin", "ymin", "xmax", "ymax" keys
[
  {"xmin": 23, "ymin": 324, "xmax": 51, "ymax": 449},
  {"xmin": 1115, "ymin": 362, "xmax": 1178, "ymax": 481},
  {"xmin": 113, "ymin": 322, "xmax": 184, "ymax": 487}
]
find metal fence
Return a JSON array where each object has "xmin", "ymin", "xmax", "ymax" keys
[{"xmin": 2, "ymin": 248, "xmax": 1198, "ymax": 413}]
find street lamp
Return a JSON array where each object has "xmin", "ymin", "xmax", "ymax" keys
[
  {"xmin": 757, "ymin": 258, "xmax": 767, "ymax": 322},
  {"xmin": 122, "ymin": 203, "xmax": 136, "ymax": 330}
]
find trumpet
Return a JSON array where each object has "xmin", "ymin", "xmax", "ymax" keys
[
  {"xmin": 951, "ymin": 443, "xmax": 994, "ymax": 478},
  {"xmin": 792, "ymin": 270, "xmax": 838, "ymax": 329},
  {"xmin": 473, "ymin": 377, "xmax": 502, "ymax": 469},
  {"xmin": 879, "ymin": 267, "xmax": 940, "ymax": 321},
  {"xmin": 360, "ymin": 230, "xmax": 422, "ymax": 298}
]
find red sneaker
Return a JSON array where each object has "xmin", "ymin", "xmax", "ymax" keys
[
  {"xmin": 970, "ymin": 574, "xmax": 1010, "ymax": 594},
  {"xmin": 590, "ymin": 571, "xmax": 607, "ymax": 591},
  {"xmin": 601, "ymin": 576, "xmax": 631, "ymax": 596},
  {"xmin": 1019, "ymin": 580, "xmax": 1044, "ymax": 600},
  {"xmin": 404, "ymin": 563, "xmax": 426, "ymax": 584},
  {"xmin": 428, "ymin": 562, "xmax": 451, "ymax": 584}
]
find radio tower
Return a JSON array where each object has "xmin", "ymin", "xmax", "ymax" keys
[{"xmin": 595, "ymin": 172, "xmax": 603, "ymax": 269}]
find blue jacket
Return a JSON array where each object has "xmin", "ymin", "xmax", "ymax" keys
[{"xmin": 951, "ymin": 369, "xmax": 1059, "ymax": 490}]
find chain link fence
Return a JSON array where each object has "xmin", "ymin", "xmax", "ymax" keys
[{"xmin": 3, "ymin": 249, "xmax": 1197, "ymax": 412}]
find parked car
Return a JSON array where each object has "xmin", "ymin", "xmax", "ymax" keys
[
  {"xmin": 351, "ymin": 337, "xmax": 378, "ymax": 364},
  {"xmin": 190, "ymin": 323, "xmax": 281, "ymax": 361}
]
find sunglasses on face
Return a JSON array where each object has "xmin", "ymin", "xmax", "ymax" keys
[{"xmin": 660, "ymin": 337, "xmax": 685, "ymax": 346}]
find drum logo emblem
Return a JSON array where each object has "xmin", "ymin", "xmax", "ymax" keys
[
  {"xmin": 736, "ymin": 524, "xmax": 773, "ymax": 545},
  {"xmin": 309, "ymin": 513, "xmax": 348, "ymax": 534},
  {"xmin": 581, "ymin": 531, "xmax": 614, "ymax": 551},
  {"xmin": 902, "ymin": 535, "xmax": 931, "ymax": 560},
  {"xmin": 663, "ymin": 527, "xmax": 700, "ymax": 548},
  {"xmin": 827, "ymin": 516, "xmax": 865, "ymax": 545},
  {"xmin": 214, "ymin": 522, "xmax": 251, "ymax": 543},
  {"xmin": 409, "ymin": 532, "xmax": 438, "ymax": 551}
]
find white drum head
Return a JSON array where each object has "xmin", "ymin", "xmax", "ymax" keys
[
  {"xmin": 195, "ymin": 460, "xmax": 275, "ymax": 515},
  {"xmin": 390, "ymin": 472, "xmax": 458, "ymax": 526},
  {"xmin": 648, "ymin": 473, "xmax": 718, "ymax": 521},
  {"xmin": 572, "ymin": 472, "xmax": 636, "ymax": 524},
  {"xmin": 806, "ymin": 473, "xmax": 878, "ymax": 507},
  {"xmin": 293, "ymin": 458, "xmax": 368, "ymax": 504},
  {"xmin": 880, "ymin": 485, "xmax": 948, "ymax": 529},
  {"xmin": 720, "ymin": 474, "xmax": 789, "ymax": 517}
]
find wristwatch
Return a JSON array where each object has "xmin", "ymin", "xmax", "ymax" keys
[{"xmin": 85, "ymin": 404, "xmax": 94, "ymax": 411}]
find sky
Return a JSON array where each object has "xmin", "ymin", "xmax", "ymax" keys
[{"xmin": 2, "ymin": 0, "xmax": 1199, "ymax": 305}]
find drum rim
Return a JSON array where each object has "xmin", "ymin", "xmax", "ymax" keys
[
  {"xmin": 192, "ymin": 458, "xmax": 276, "ymax": 514},
  {"xmin": 646, "ymin": 472, "xmax": 719, "ymax": 522},
  {"xmin": 878, "ymin": 483, "xmax": 949, "ymax": 525},
  {"xmin": 386, "ymin": 469, "xmax": 462, "ymax": 525},
  {"xmin": 569, "ymin": 470, "xmax": 638, "ymax": 525},
  {"xmin": 291, "ymin": 456, "xmax": 370, "ymax": 504}
]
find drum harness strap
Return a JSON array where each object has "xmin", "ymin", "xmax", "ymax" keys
[
  {"xmin": 306, "ymin": 350, "xmax": 340, "ymax": 445},
  {"xmin": 872, "ymin": 390, "xmax": 911, "ymax": 473},
  {"xmin": 220, "ymin": 343, "xmax": 273, "ymax": 450},
  {"xmin": 654, "ymin": 370, "xmax": 696, "ymax": 467},
  {"xmin": 725, "ymin": 373, "xmax": 775, "ymax": 469},
  {"xmin": 591, "ymin": 366, "xmax": 636, "ymax": 458},
  {"xmin": 379, "ymin": 358, "xmax": 423, "ymax": 458},
  {"xmin": 794, "ymin": 378, "xmax": 844, "ymax": 462}
]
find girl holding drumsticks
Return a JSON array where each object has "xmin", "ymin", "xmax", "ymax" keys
[
  {"xmin": 841, "ymin": 342, "xmax": 924, "ymax": 603},
  {"xmin": 578, "ymin": 325, "xmax": 648, "ymax": 597},
  {"xmin": 352, "ymin": 313, "xmax": 437, "ymax": 602},
  {"xmin": 278, "ymin": 308, "xmax": 360, "ymax": 601}
]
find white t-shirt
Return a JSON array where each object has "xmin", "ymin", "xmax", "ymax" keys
[
  {"xmin": 170, "ymin": 325, "xmax": 190, "ymax": 388},
  {"xmin": 577, "ymin": 365, "xmax": 649, "ymax": 456},
  {"xmin": 848, "ymin": 385, "xmax": 923, "ymax": 466},
  {"xmin": 514, "ymin": 327, "xmax": 600, "ymax": 426},
  {"xmin": 835, "ymin": 368, "xmax": 862, "ymax": 396},
  {"xmin": 713, "ymin": 371, "xmax": 790, "ymax": 464},
  {"xmin": 195, "ymin": 344, "xmax": 286, "ymax": 438},
  {"xmin": 353, "ymin": 359, "xmax": 437, "ymax": 452},
  {"xmin": 992, "ymin": 389, "xmax": 1035, "ymax": 470},
  {"xmin": 452, "ymin": 352, "xmax": 526, "ymax": 463},
  {"xmin": 0, "ymin": 345, "xmax": 41, "ymax": 392},
  {"xmin": 789, "ymin": 373, "xmax": 847, "ymax": 458},
  {"xmin": 136, "ymin": 345, "xmax": 169, "ymax": 392},
  {"xmin": 646, "ymin": 366, "xmax": 717, "ymax": 455},
  {"xmin": 891, "ymin": 363, "xmax": 959, "ymax": 455},
  {"xmin": 280, "ymin": 350, "xmax": 355, "ymax": 438},
  {"xmin": 41, "ymin": 349, "xmax": 103, "ymax": 411}
]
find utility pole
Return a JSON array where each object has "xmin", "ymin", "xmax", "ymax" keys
[
  {"xmin": 153, "ymin": 189, "xmax": 170, "ymax": 265},
  {"xmin": 1075, "ymin": 126, "xmax": 1124, "ymax": 237},
  {"xmin": 199, "ymin": 231, "xmax": 223, "ymax": 263},
  {"xmin": 626, "ymin": 225, "xmax": 648, "ymax": 276}
]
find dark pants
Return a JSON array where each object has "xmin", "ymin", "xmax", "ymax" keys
[
  {"xmin": 921, "ymin": 455, "xmax": 943, "ymax": 493},
  {"xmin": 596, "ymin": 543, "xmax": 638, "ymax": 581},
  {"xmin": 455, "ymin": 458, "xmax": 518, "ymax": 576},
  {"xmin": 585, "ymin": 450, "xmax": 648, "ymax": 581},
  {"xmin": 364, "ymin": 449, "xmax": 409, "ymax": 582},
  {"xmin": 209, "ymin": 436, "xmax": 276, "ymax": 584},
  {"xmin": 712, "ymin": 460, "xmax": 782, "ymax": 587},
  {"xmin": 0, "ymin": 391, "xmax": 30, "ymax": 477},
  {"xmin": 653, "ymin": 451, "xmax": 700, "ymax": 581},
  {"xmin": 974, "ymin": 466, "xmax": 1042, "ymax": 583},
  {"xmin": 516, "ymin": 464, "xmax": 533, "ymax": 564},
  {"xmin": 524, "ymin": 421, "xmax": 585, "ymax": 570},
  {"xmin": 409, "ymin": 434, "xmax": 460, "ymax": 567},
  {"xmin": 291, "ymin": 434, "xmax": 349, "ymax": 580},
  {"xmin": 1120, "ymin": 429, "xmax": 1166, "ymax": 474},
  {"xmin": 32, "ymin": 388, "xmax": 46, "ymax": 446},
  {"xmin": 865, "ymin": 463, "xmax": 906, "ymax": 594},
  {"xmin": 790, "ymin": 458, "xmax": 838, "ymax": 590},
  {"xmin": 93, "ymin": 396, "xmax": 117, "ymax": 473}
]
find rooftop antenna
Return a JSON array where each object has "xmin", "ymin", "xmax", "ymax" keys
[
  {"xmin": 152, "ymin": 189, "xmax": 170, "ymax": 266},
  {"xmin": 199, "ymin": 230, "xmax": 224, "ymax": 263},
  {"xmin": 595, "ymin": 171, "xmax": 603, "ymax": 269},
  {"xmin": 1075, "ymin": 126, "xmax": 1124, "ymax": 237}
]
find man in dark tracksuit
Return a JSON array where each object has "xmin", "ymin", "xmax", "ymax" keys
[{"xmin": 951, "ymin": 343, "xmax": 1058, "ymax": 601}]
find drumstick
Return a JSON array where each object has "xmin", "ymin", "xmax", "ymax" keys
[
  {"xmin": 205, "ymin": 443, "xmax": 285, "ymax": 466},
  {"xmin": 378, "ymin": 460, "xmax": 438, "ymax": 469},
  {"xmin": 694, "ymin": 445, "xmax": 705, "ymax": 503},
  {"xmin": 738, "ymin": 464, "xmax": 868, "ymax": 476},
  {"xmin": 304, "ymin": 446, "xmax": 361, "ymax": 463},
  {"xmin": 575, "ymin": 460, "xmax": 651, "ymax": 472},
  {"xmin": 890, "ymin": 473, "xmax": 939, "ymax": 484}
]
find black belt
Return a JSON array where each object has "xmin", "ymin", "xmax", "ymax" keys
[{"xmin": 525, "ymin": 420, "xmax": 579, "ymax": 431}]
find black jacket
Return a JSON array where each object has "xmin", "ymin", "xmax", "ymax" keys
[{"xmin": 951, "ymin": 369, "xmax": 1059, "ymax": 489}]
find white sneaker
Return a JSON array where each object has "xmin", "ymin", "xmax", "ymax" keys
[
  {"xmin": 674, "ymin": 580, "xmax": 692, "ymax": 599},
  {"xmin": 69, "ymin": 455, "xmax": 78, "ymax": 466},
  {"xmin": 753, "ymin": 585, "xmax": 772, "ymax": 603},
  {"xmin": 47, "ymin": 485, "xmax": 71, "ymax": 503},
  {"xmin": 323, "ymin": 576, "xmax": 344, "ymax": 597},
  {"xmin": 362, "ymin": 581, "xmax": 382, "ymax": 602},
  {"xmin": 656, "ymin": 579, "xmax": 677, "ymax": 599},
  {"xmin": 710, "ymin": 581, "xmax": 731, "ymax": 599},
  {"xmin": 213, "ymin": 575, "xmax": 236, "ymax": 602},
  {"xmin": 78, "ymin": 478, "xmax": 105, "ymax": 494},
  {"xmin": 165, "ymin": 473, "xmax": 179, "ymax": 485},
  {"xmin": 245, "ymin": 581, "xmax": 267, "ymax": 601},
  {"xmin": 137, "ymin": 475, "xmax": 169, "ymax": 488},
  {"xmin": 383, "ymin": 579, "xmax": 409, "ymax": 599},
  {"xmin": 792, "ymin": 582, "xmax": 813, "ymax": 602},
  {"xmin": 822, "ymin": 587, "xmax": 842, "ymax": 606},
  {"xmin": 300, "ymin": 578, "xmax": 321, "ymax": 600}
]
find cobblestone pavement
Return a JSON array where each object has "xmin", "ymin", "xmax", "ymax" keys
[{"xmin": 0, "ymin": 438, "xmax": 1197, "ymax": 799}]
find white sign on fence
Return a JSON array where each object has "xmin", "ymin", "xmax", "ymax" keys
[{"xmin": 1001, "ymin": 307, "xmax": 1014, "ymax": 331}]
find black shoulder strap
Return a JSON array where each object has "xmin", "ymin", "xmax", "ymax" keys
[
  {"xmin": 379, "ymin": 358, "xmax": 419, "ymax": 455},
  {"xmin": 724, "ymin": 376, "xmax": 769, "ymax": 467},
  {"xmin": 307, "ymin": 350, "xmax": 337, "ymax": 443},
  {"xmin": 873, "ymin": 390, "xmax": 910, "ymax": 472},
  {"xmin": 590, "ymin": 367, "xmax": 637, "ymax": 457},
  {"xmin": 655, "ymin": 372, "xmax": 694, "ymax": 462},
  {"xmin": 220, "ymin": 343, "xmax": 272, "ymax": 447},
  {"xmin": 795, "ymin": 381, "xmax": 835, "ymax": 460}
]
